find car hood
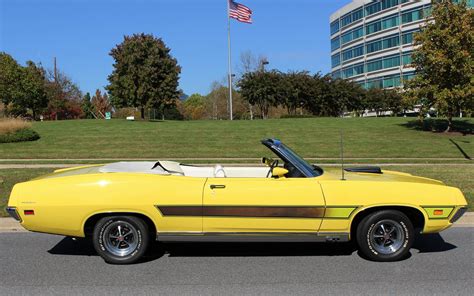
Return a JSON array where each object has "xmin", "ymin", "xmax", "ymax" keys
[{"xmin": 320, "ymin": 168, "xmax": 445, "ymax": 185}]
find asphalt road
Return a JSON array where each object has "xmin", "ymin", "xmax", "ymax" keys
[{"xmin": 0, "ymin": 228, "xmax": 473, "ymax": 295}]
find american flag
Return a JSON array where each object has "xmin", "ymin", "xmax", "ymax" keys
[{"xmin": 228, "ymin": 0, "xmax": 252, "ymax": 24}]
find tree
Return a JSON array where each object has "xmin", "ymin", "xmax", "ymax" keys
[
  {"xmin": 0, "ymin": 53, "xmax": 23, "ymax": 111},
  {"xmin": 364, "ymin": 88, "xmax": 386, "ymax": 116},
  {"xmin": 91, "ymin": 89, "xmax": 111, "ymax": 118},
  {"xmin": 238, "ymin": 51, "xmax": 269, "ymax": 119},
  {"xmin": 404, "ymin": 0, "xmax": 473, "ymax": 131},
  {"xmin": 45, "ymin": 70, "xmax": 83, "ymax": 120},
  {"xmin": 280, "ymin": 71, "xmax": 317, "ymax": 115},
  {"xmin": 0, "ymin": 54, "xmax": 48, "ymax": 119},
  {"xmin": 81, "ymin": 92, "xmax": 95, "ymax": 119},
  {"xmin": 107, "ymin": 33, "xmax": 181, "ymax": 119},
  {"xmin": 305, "ymin": 76, "xmax": 364, "ymax": 117},
  {"xmin": 182, "ymin": 93, "xmax": 206, "ymax": 120},
  {"xmin": 18, "ymin": 61, "xmax": 48, "ymax": 119},
  {"xmin": 238, "ymin": 70, "xmax": 284, "ymax": 119}
]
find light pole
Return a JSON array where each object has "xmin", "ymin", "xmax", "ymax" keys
[{"xmin": 259, "ymin": 59, "xmax": 269, "ymax": 72}]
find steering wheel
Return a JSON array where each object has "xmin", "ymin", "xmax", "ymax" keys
[{"xmin": 266, "ymin": 159, "xmax": 279, "ymax": 178}]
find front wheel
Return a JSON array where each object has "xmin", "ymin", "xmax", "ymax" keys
[
  {"xmin": 93, "ymin": 216, "xmax": 149, "ymax": 264},
  {"xmin": 356, "ymin": 210, "xmax": 414, "ymax": 262}
]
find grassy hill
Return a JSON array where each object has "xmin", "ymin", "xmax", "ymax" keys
[{"xmin": 0, "ymin": 117, "xmax": 472, "ymax": 159}]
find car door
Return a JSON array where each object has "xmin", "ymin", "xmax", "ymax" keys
[{"xmin": 202, "ymin": 177, "xmax": 325, "ymax": 233}]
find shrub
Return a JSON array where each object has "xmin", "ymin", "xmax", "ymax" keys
[
  {"xmin": 0, "ymin": 119, "xmax": 40, "ymax": 143},
  {"xmin": 0, "ymin": 118, "xmax": 31, "ymax": 134},
  {"xmin": 0, "ymin": 128, "xmax": 40, "ymax": 143}
]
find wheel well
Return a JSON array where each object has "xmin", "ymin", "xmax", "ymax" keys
[
  {"xmin": 350, "ymin": 206, "xmax": 425, "ymax": 238},
  {"xmin": 83, "ymin": 212, "xmax": 157, "ymax": 239}
]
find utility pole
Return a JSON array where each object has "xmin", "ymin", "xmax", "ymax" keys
[{"xmin": 53, "ymin": 57, "xmax": 57, "ymax": 83}]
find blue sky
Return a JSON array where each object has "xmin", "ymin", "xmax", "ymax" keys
[{"xmin": 0, "ymin": 0, "xmax": 350, "ymax": 96}]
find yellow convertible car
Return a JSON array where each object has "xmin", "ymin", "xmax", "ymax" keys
[{"xmin": 6, "ymin": 139, "xmax": 467, "ymax": 264}]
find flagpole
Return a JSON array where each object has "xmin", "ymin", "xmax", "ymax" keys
[{"xmin": 227, "ymin": 0, "xmax": 233, "ymax": 121}]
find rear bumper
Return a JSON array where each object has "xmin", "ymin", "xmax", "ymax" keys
[{"xmin": 6, "ymin": 207, "xmax": 22, "ymax": 222}]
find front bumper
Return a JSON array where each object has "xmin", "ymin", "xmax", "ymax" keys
[
  {"xmin": 5, "ymin": 207, "xmax": 21, "ymax": 222},
  {"xmin": 450, "ymin": 207, "xmax": 468, "ymax": 223}
]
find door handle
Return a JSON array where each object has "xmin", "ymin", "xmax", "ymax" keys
[{"xmin": 210, "ymin": 184, "xmax": 226, "ymax": 189}]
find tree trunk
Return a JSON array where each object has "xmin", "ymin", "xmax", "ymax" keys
[
  {"xmin": 140, "ymin": 107, "xmax": 145, "ymax": 120},
  {"xmin": 32, "ymin": 109, "xmax": 36, "ymax": 121},
  {"xmin": 444, "ymin": 116, "xmax": 452, "ymax": 133},
  {"xmin": 249, "ymin": 103, "xmax": 253, "ymax": 120}
]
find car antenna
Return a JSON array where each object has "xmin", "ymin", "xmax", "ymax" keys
[{"xmin": 340, "ymin": 130, "xmax": 345, "ymax": 181}]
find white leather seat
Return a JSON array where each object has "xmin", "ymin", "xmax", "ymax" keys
[{"xmin": 214, "ymin": 165, "xmax": 227, "ymax": 177}]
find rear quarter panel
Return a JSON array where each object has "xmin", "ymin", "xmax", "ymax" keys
[{"xmin": 9, "ymin": 173, "xmax": 206, "ymax": 237}]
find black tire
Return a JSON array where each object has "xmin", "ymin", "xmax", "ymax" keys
[
  {"xmin": 92, "ymin": 216, "xmax": 149, "ymax": 264},
  {"xmin": 356, "ymin": 210, "xmax": 414, "ymax": 262}
]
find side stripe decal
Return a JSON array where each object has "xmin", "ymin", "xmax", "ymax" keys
[{"xmin": 156, "ymin": 206, "xmax": 358, "ymax": 219}]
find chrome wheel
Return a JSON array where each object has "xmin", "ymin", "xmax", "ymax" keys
[
  {"xmin": 103, "ymin": 221, "xmax": 139, "ymax": 257},
  {"xmin": 369, "ymin": 219, "xmax": 405, "ymax": 255}
]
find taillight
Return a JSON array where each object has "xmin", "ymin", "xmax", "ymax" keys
[{"xmin": 24, "ymin": 210, "xmax": 35, "ymax": 216}]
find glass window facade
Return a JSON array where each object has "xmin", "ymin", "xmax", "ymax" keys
[
  {"xmin": 342, "ymin": 49, "xmax": 353, "ymax": 61},
  {"xmin": 382, "ymin": 35, "xmax": 400, "ymax": 49},
  {"xmin": 341, "ymin": 13, "xmax": 352, "ymax": 27},
  {"xmin": 332, "ymin": 54, "xmax": 341, "ymax": 67},
  {"xmin": 330, "ymin": 0, "xmax": 439, "ymax": 89},
  {"xmin": 401, "ymin": 29, "xmax": 419, "ymax": 44},
  {"xmin": 366, "ymin": 59, "xmax": 383, "ymax": 72},
  {"xmin": 402, "ymin": 53, "xmax": 412, "ymax": 65},
  {"xmin": 353, "ymin": 63, "xmax": 364, "ymax": 75},
  {"xmin": 381, "ymin": 15, "xmax": 399, "ymax": 30},
  {"xmin": 331, "ymin": 20, "xmax": 340, "ymax": 35},
  {"xmin": 331, "ymin": 37, "xmax": 340, "ymax": 51},
  {"xmin": 365, "ymin": 73, "xmax": 404, "ymax": 89},
  {"xmin": 340, "ymin": 44, "xmax": 365, "ymax": 62},
  {"xmin": 352, "ymin": 8, "xmax": 364, "ymax": 22},
  {"xmin": 383, "ymin": 75, "xmax": 401, "ymax": 88},
  {"xmin": 353, "ymin": 45, "xmax": 364, "ymax": 58},
  {"xmin": 382, "ymin": 0, "xmax": 399, "ymax": 10},
  {"xmin": 402, "ymin": 7, "xmax": 425, "ymax": 24},
  {"xmin": 340, "ymin": 26, "xmax": 364, "ymax": 45},
  {"xmin": 402, "ymin": 71, "xmax": 416, "ymax": 82},
  {"xmin": 365, "ymin": 2, "xmax": 381, "ymax": 16},
  {"xmin": 366, "ymin": 20, "xmax": 381, "ymax": 35},
  {"xmin": 383, "ymin": 55, "xmax": 400, "ymax": 68},
  {"xmin": 330, "ymin": 0, "xmax": 439, "ymax": 38}
]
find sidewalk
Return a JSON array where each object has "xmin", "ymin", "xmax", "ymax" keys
[{"xmin": 1, "ymin": 213, "xmax": 473, "ymax": 233}]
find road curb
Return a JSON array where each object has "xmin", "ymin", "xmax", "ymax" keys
[{"xmin": 1, "ymin": 213, "xmax": 473, "ymax": 233}]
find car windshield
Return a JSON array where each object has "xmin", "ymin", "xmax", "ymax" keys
[{"xmin": 278, "ymin": 143, "xmax": 322, "ymax": 177}]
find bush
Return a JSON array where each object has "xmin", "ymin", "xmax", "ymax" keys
[
  {"xmin": 0, "ymin": 119, "xmax": 40, "ymax": 143},
  {"xmin": 0, "ymin": 128, "xmax": 40, "ymax": 143},
  {"xmin": 0, "ymin": 118, "xmax": 31, "ymax": 134}
]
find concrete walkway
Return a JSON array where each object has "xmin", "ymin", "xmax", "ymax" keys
[{"xmin": 1, "ymin": 213, "xmax": 473, "ymax": 233}]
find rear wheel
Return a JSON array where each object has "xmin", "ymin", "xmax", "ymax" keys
[
  {"xmin": 93, "ymin": 216, "xmax": 149, "ymax": 264},
  {"xmin": 356, "ymin": 210, "xmax": 414, "ymax": 262}
]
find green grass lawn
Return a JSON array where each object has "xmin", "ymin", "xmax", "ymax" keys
[
  {"xmin": 0, "ymin": 118, "xmax": 472, "ymax": 159},
  {"xmin": 1, "ymin": 165, "xmax": 472, "ymax": 217}
]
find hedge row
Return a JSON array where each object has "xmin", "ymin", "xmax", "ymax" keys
[{"xmin": 0, "ymin": 128, "xmax": 40, "ymax": 143}]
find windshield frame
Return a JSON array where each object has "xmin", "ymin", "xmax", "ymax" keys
[{"xmin": 261, "ymin": 139, "xmax": 323, "ymax": 178}]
